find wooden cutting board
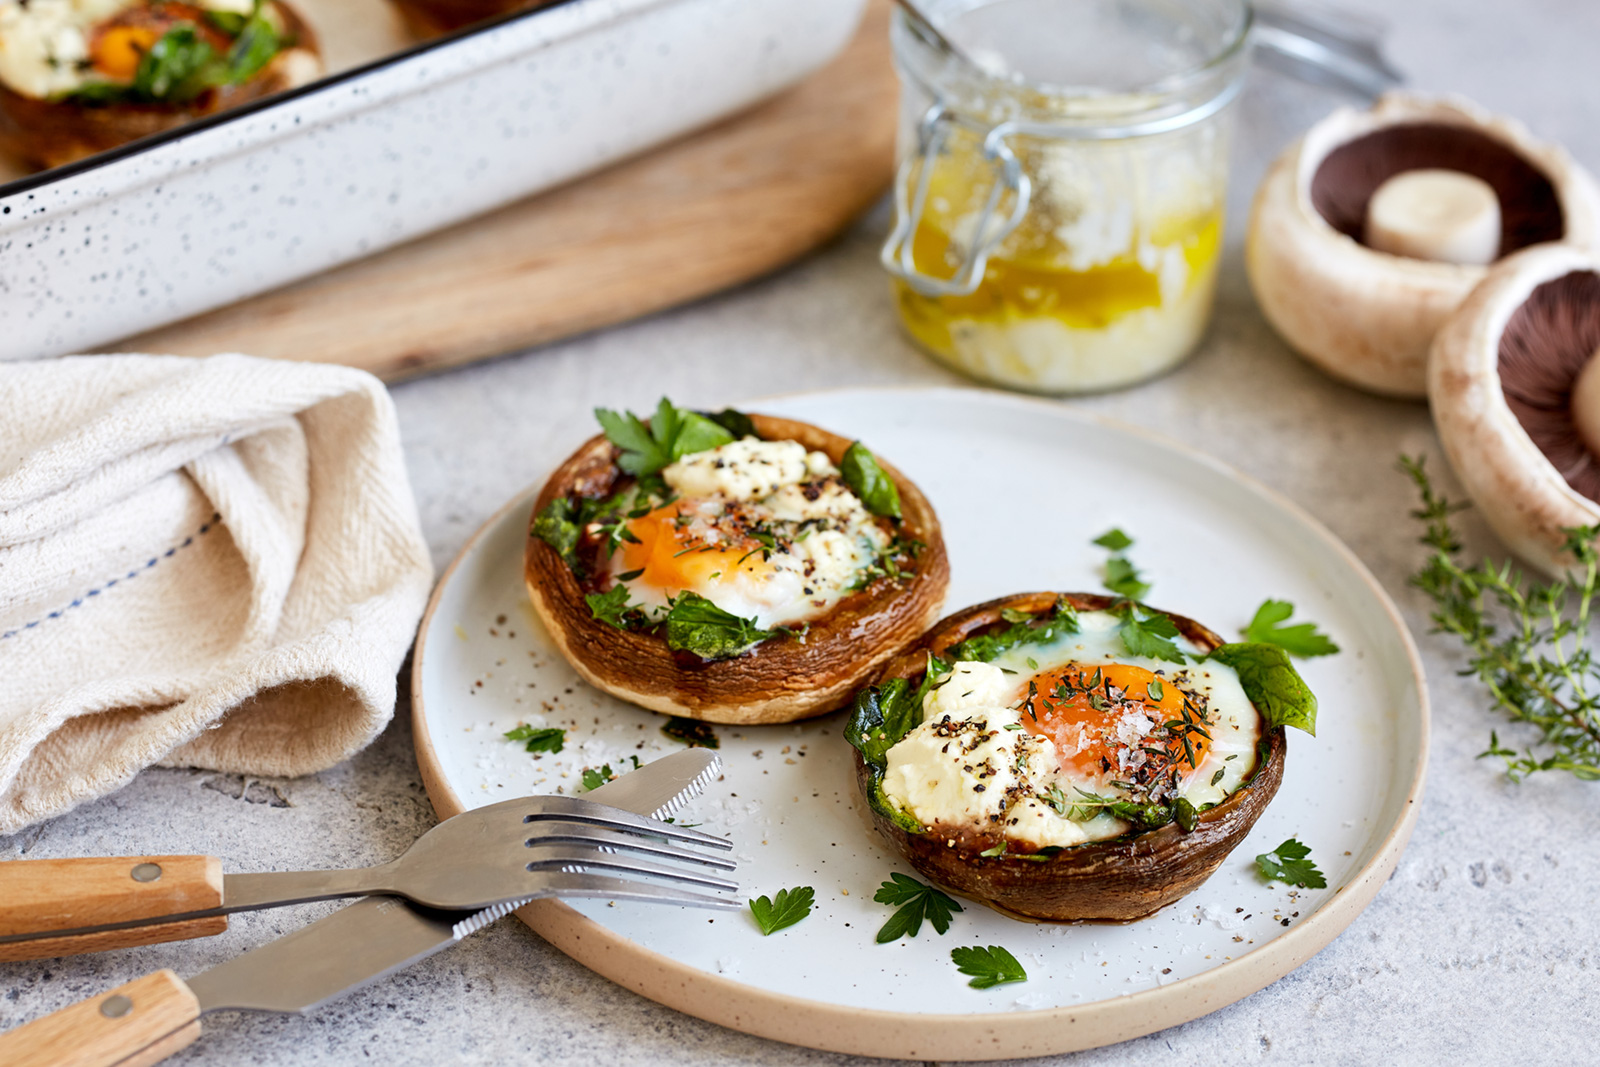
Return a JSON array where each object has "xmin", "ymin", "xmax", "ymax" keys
[{"xmin": 119, "ymin": 1, "xmax": 898, "ymax": 380}]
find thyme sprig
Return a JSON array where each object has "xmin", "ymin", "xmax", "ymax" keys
[{"xmin": 1402, "ymin": 455, "xmax": 1600, "ymax": 781}]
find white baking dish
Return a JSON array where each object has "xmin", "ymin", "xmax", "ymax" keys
[{"xmin": 0, "ymin": 0, "xmax": 867, "ymax": 361}]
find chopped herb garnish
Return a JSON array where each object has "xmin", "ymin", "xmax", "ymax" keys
[
  {"xmin": 1210, "ymin": 768, "xmax": 1226, "ymax": 786},
  {"xmin": 663, "ymin": 592, "xmax": 773, "ymax": 660},
  {"xmin": 661, "ymin": 716, "xmax": 720, "ymax": 749},
  {"xmin": 1255, "ymin": 837, "xmax": 1326, "ymax": 888},
  {"xmin": 979, "ymin": 841, "xmax": 1007, "ymax": 858},
  {"xmin": 580, "ymin": 764, "xmax": 617, "ymax": 791},
  {"xmin": 1243, "ymin": 599, "xmax": 1340, "ymax": 658},
  {"xmin": 503, "ymin": 725, "xmax": 566, "ymax": 754},
  {"xmin": 950, "ymin": 945, "xmax": 1028, "ymax": 989},
  {"xmin": 595, "ymin": 397, "xmax": 734, "ymax": 478},
  {"xmin": 1103, "ymin": 556, "xmax": 1152, "ymax": 601},
  {"xmin": 1117, "ymin": 604, "xmax": 1186, "ymax": 664},
  {"xmin": 873, "ymin": 873, "xmax": 963, "ymax": 943},
  {"xmin": 1092, "ymin": 528, "xmax": 1134, "ymax": 552},
  {"xmin": 584, "ymin": 585, "xmax": 635, "ymax": 630},
  {"xmin": 840, "ymin": 441, "xmax": 902, "ymax": 520},
  {"xmin": 748, "ymin": 886, "xmax": 814, "ymax": 935},
  {"xmin": 948, "ymin": 598, "xmax": 1080, "ymax": 663}
]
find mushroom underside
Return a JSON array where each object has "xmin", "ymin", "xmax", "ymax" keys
[
  {"xmin": 1497, "ymin": 270, "xmax": 1600, "ymax": 502},
  {"xmin": 1311, "ymin": 122, "xmax": 1565, "ymax": 259}
]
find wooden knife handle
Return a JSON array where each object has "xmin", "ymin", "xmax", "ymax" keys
[
  {"xmin": 0, "ymin": 857, "xmax": 227, "ymax": 960},
  {"xmin": 0, "ymin": 969, "xmax": 202, "ymax": 1067}
]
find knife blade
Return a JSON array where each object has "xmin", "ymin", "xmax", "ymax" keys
[{"xmin": 0, "ymin": 749, "xmax": 726, "ymax": 1067}]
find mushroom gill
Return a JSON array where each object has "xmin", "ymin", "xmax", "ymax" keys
[
  {"xmin": 1310, "ymin": 123, "xmax": 1565, "ymax": 258},
  {"xmin": 1497, "ymin": 271, "xmax": 1600, "ymax": 501}
]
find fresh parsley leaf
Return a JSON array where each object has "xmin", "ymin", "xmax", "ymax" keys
[
  {"xmin": 205, "ymin": 8, "xmax": 249, "ymax": 33},
  {"xmin": 1243, "ymin": 600, "xmax": 1340, "ymax": 658},
  {"xmin": 948, "ymin": 599, "xmax": 1080, "ymax": 662},
  {"xmin": 585, "ymin": 585, "xmax": 634, "ymax": 629},
  {"xmin": 840, "ymin": 441, "xmax": 902, "ymax": 520},
  {"xmin": 663, "ymin": 592, "xmax": 773, "ymax": 660},
  {"xmin": 1117, "ymin": 605, "xmax": 1186, "ymax": 664},
  {"xmin": 580, "ymin": 764, "xmax": 616, "ymax": 791},
  {"xmin": 1208, "ymin": 642, "xmax": 1318, "ymax": 735},
  {"xmin": 1103, "ymin": 556, "xmax": 1152, "ymax": 600},
  {"xmin": 873, "ymin": 873, "xmax": 963, "ymax": 943},
  {"xmin": 1093, "ymin": 528, "xmax": 1133, "ymax": 552},
  {"xmin": 950, "ymin": 945, "xmax": 1027, "ymax": 989},
  {"xmin": 661, "ymin": 716, "xmax": 719, "ymax": 749},
  {"xmin": 704, "ymin": 408, "xmax": 755, "ymax": 440},
  {"xmin": 503, "ymin": 725, "xmax": 566, "ymax": 754},
  {"xmin": 748, "ymin": 886, "xmax": 814, "ymax": 935},
  {"xmin": 595, "ymin": 398, "xmax": 734, "ymax": 477},
  {"xmin": 1255, "ymin": 837, "xmax": 1326, "ymax": 888},
  {"xmin": 224, "ymin": 5, "xmax": 280, "ymax": 83}
]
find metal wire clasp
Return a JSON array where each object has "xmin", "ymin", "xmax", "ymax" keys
[{"xmin": 880, "ymin": 102, "xmax": 1032, "ymax": 299}]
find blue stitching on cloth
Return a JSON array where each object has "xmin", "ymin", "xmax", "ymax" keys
[{"xmin": 1, "ymin": 512, "xmax": 223, "ymax": 641}]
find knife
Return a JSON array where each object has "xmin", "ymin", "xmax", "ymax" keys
[{"xmin": 0, "ymin": 748, "xmax": 727, "ymax": 1067}]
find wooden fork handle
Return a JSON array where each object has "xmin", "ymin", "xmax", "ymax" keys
[
  {"xmin": 0, "ymin": 857, "xmax": 226, "ymax": 960},
  {"xmin": 0, "ymin": 969, "xmax": 202, "ymax": 1067}
]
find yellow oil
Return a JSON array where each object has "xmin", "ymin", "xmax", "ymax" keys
[{"xmin": 891, "ymin": 155, "xmax": 1223, "ymax": 383}]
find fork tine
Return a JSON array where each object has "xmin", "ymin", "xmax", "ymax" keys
[
  {"xmin": 524, "ymin": 826, "xmax": 738, "ymax": 870},
  {"xmin": 521, "ymin": 796, "xmax": 732, "ymax": 851},
  {"xmin": 526, "ymin": 850, "xmax": 738, "ymax": 892},
  {"xmin": 533, "ymin": 872, "xmax": 741, "ymax": 911}
]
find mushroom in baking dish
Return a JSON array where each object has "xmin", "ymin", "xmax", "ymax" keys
[
  {"xmin": 1430, "ymin": 245, "xmax": 1600, "ymax": 577},
  {"xmin": 524, "ymin": 399, "xmax": 949, "ymax": 725},
  {"xmin": 846, "ymin": 592, "xmax": 1313, "ymax": 923},
  {"xmin": 1247, "ymin": 93, "xmax": 1600, "ymax": 399},
  {"xmin": 0, "ymin": 0, "xmax": 322, "ymax": 169}
]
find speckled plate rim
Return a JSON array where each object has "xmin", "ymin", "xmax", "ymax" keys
[{"xmin": 412, "ymin": 385, "xmax": 1430, "ymax": 1061}]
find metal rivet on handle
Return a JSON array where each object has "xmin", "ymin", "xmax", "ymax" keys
[
  {"xmin": 130, "ymin": 863, "xmax": 162, "ymax": 883},
  {"xmin": 100, "ymin": 995, "xmax": 133, "ymax": 1018}
]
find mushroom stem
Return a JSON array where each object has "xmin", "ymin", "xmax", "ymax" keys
[
  {"xmin": 1570, "ymin": 348, "xmax": 1600, "ymax": 458},
  {"xmin": 1364, "ymin": 169, "xmax": 1502, "ymax": 265}
]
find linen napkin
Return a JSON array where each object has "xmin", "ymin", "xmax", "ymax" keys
[{"xmin": 0, "ymin": 354, "xmax": 433, "ymax": 834}]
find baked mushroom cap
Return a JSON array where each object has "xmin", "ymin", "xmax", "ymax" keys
[
  {"xmin": 852, "ymin": 592, "xmax": 1286, "ymax": 923},
  {"xmin": 0, "ymin": 2, "xmax": 322, "ymax": 170},
  {"xmin": 1430, "ymin": 244, "xmax": 1600, "ymax": 577},
  {"xmin": 524, "ymin": 413, "xmax": 950, "ymax": 725},
  {"xmin": 1247, "ymin": 92, "xmax": 1600, "ymax": 399}
]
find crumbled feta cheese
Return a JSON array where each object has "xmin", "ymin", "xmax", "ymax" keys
[
  {"xmin": 923, "ymin": 661, "xmax": 1013, "ymax": 720},
  {"xmin": 663, "ymin": 439, "xmax": 821, "ymax": 502}
]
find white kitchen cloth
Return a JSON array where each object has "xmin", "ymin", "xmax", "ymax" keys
[{"xmin": 0, "ymin": 354, "xmax": 433, "ymax": 834}]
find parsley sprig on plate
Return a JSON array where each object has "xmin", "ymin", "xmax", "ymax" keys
[
  {"xmin": 950, "ymin": 945, "xmax": 1028, "ymax": 989},
  {"xmin": 748, "ymin": 886, "xmax": 814, "ymax": 935},
  {"xmin": 1243, "ymin": 600, "xmax": 1340, "ymax": 658},
  {"xmin": 503, "ymin": 725, "xmax": 565, "ymax": 754},
  {"xmin": 874, "ymin": 873, "xmax": 962, "ymax": 943},
  {"xmin": 1254, "ymin": 837, "xmax": 1326, "ymax": 888}
]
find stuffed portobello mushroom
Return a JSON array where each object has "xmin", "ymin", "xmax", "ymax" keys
[
  {"xmin": 525, "ymin": 399, "xmax": 949, "ymax": 725},
  {"xmin": 847, "ymin": 592, "xmax": 1318, "ymax": 922},
  {"xmin": 0, "ymin": 0, "xmax": 321, "ymax": 169}
]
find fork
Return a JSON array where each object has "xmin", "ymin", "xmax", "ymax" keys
[{"xmin": 0, "ymin": 793, "xmax": 736, "ymax": 961}]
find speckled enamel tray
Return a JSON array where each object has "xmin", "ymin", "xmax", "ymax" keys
[
  {"xmin": 0, "ymin": 0, "xmax": 866, "ymax": 361},
  {"xmin": 411, "ymin": 387, "xmax": 1429, "ymax": 1061}
]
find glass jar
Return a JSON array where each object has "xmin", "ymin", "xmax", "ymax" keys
[{"xmin": 882, "ymin": 0, "xmax": 1251, "ymax": 393}]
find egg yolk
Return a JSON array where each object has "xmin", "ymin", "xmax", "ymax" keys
[
  {"xmin": 616, "ymin": 503, "xmax": 772, "ymax": 593},
  {"xmin": 1019, "ymin": 662, "xmax": 1211, "ymax": 781},
  {"xmin": 89, "ymin": 4, "xmax": 231, "ymax": 81}
]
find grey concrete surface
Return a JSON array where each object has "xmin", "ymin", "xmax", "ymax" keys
[{"xmin": 5, "ymin": 0, "xmax": 1600, "ymax": 1062}]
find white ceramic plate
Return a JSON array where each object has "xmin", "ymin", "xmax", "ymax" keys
[{"xmin": 412, "ymin": 387, "xmax": 1428, "ymax": 1060}]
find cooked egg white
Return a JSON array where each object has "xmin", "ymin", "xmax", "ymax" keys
[
  {"xmin": 608, "ymin": 438, "xmax": 891, "ymax": 629},
  {"xmin": 881, "ymin": 610, "xmax": 1261, "ymax": 849}
]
